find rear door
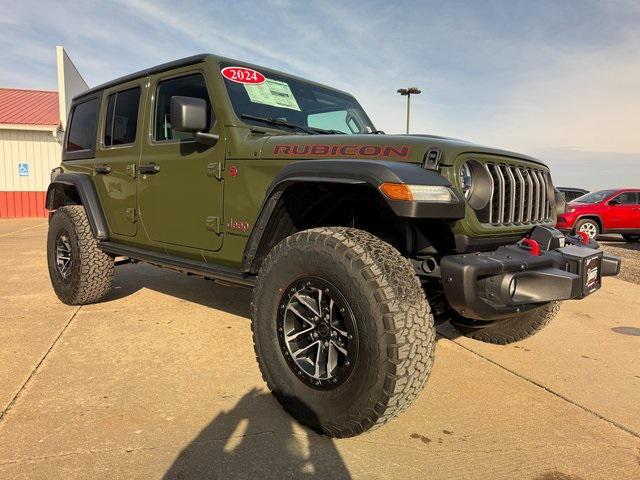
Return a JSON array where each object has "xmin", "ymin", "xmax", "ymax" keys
[
  {"xmin": 607, "ymin": 191, "xmax": 640, "ymax": 229},
  {"xmin": 138, "ymin": 68, "xmax": 224, "ymax": 253},
  {"xmin": 93, "ymin": 80, "xmax": 144, "ymax": 237}
]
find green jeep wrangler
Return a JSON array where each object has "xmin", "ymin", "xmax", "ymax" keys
[{"xmin": 46, "ymin": 54, "xmax": 620, "ymax": 437}]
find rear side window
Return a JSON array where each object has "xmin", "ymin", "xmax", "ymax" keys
[
  {"xmin": 104, "ymin": 87, "xmax": 141, "ymax": 146},
  {"xmin": 154, "ymin": 74, "xmax": 212, "ymax": 141},
  {"xmin": 67, "ymin": 98, "xmax": 99, "ymax": 151}
]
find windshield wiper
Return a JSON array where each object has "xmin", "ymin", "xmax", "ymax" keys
[
  {"xmin": 240, "ymin": 114, "xmax": 318, "ymax": 135},
  {"xmin": 308, "ymin": 127, "xmax": 346, "ymax": 135}
]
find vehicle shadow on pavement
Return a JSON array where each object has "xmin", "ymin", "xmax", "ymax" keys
[
  {"xmin": 163, "ymin": 388, "xmax": 352, "ymax": 480},
  {"xmin": 105, "ymin": 263, "xmax": 252, "ymax": 318},
  {"xmin": 107, "ymin": 263, "xmax": 465, "ymax": 343}
]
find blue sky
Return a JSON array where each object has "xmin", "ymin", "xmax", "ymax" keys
[{"xmin": 1, "ymin": 0, "xmax": 638, "ymax": 189}]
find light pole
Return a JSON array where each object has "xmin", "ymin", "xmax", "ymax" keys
[{"xmin": 397, "ymin": 87, "xmax": 421, "ymax": 134}]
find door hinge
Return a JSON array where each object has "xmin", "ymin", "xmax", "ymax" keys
[
  {"xmin": 205, "ymin": 216, "xmax": 221, "ymax": 234},
  {"xmin": 207, "ymin": 162, "xmax": 223, "ymax": 180},
  {"xmin": 126, "ymin": 163, "xmax": 137, "ymax": 179},
  {"xmin": 125, "ymin": 208, "xmax": 137, "ymax": 223}
]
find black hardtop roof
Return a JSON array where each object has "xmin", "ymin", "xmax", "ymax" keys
[
  {"xmin": 73, "ymin": 53, "xmax": 351, "ymax": 102},
  {"xmin": 74, "ymin": 54, "xmax": 209, "ymax": 101}
]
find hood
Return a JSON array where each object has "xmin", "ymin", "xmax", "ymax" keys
[{"xmin": 258, "ymin": 133, "xmax": 547, "ymax": 167}]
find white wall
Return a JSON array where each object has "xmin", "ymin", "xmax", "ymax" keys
[{"xmin": 0, "ymin": 128, "xmax": 62, "ymax": 191}]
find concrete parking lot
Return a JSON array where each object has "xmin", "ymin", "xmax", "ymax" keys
[{"xmin": 1, "ymin": 218, "xmax": 639, "ymax": 480}]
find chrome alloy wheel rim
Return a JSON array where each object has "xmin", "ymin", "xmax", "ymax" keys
[
  {"xmin": 579, "ymin": 222, "xmax": 597, "ymax": 238},
  {"xmin": 277, "ymin": 277, "xmax": 358, "ymax": 389},
  {"xmin": 55, "ymin": 232, "xmax": 73, "ymax": 280}
]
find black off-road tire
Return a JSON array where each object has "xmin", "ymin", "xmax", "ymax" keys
[
  {"xmin": 622, "ymin": 234, "xmax": 640, "ymax": 242},
  {"xmin": 47, "ymin": 205, "xmax": 114, "ymax": 305},
  {"xmin": 251, "ymin": 227, "xmax": 436, "ymax": 438},
  {"xmin": 574, "ymin": 218, "xmax": 599, "ymax": 239},
  {"xmin": 450, "ymin": 301, "xmax": 561, "ymax": 344}
]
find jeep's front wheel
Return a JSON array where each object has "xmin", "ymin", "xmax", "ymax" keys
[
  {"xmin": 251, "ymin": 227, "xmax": 435, "ymax": 437},
  {"xmin": 450, "ymin": 301, "xmax": 561, "ymax": 344},
  {"xmin": 47, "ymin": 205, "xmax": 114, "ymax": 305}
]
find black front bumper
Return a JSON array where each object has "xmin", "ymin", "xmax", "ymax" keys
[{"xmin": 440, "ymin": 227, "xmax": 621, "ymax": 320}]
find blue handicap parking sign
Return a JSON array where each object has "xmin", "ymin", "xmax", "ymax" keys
[{"xmin": 18, "ymin": 163, "xmax": 29, "ymax": 176}]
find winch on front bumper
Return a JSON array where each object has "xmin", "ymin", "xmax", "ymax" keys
[{"xmin": 440, "ymin": 226, "xmax": 621, "ymax": 320}]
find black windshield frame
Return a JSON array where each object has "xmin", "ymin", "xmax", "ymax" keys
[{"xmin": 221, "ymin": 63, "xmax": 375, "ymax": 134}]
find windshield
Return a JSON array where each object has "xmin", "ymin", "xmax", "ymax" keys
[
  {"xmin": 573, "ymin": 189, "xmax": 616, "ymax": 204},
  {"xmin": 221, "ymin": 63, "xmax": 375, "ymax": 134}
]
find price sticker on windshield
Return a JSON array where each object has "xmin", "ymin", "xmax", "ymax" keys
[{"xmin": 222, "ymin": 66, "xmax": 265, "ymax": 84}]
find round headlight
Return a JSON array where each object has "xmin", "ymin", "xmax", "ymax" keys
[
  {"xmin": 458, "ymin": 159, "xmax": 492, "ymax": 210},
  {"xmin": 459, "ymin": 162, "xmax": 473, "ymax": 198}
]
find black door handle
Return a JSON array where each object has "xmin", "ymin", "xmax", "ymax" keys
[
  {"xmin": 94, "ymin": 165, "xmax": 111, "ymax": 175},
  {"xmin": 139, "ymin": 164, "xmax": 160, "ymax": 174}
]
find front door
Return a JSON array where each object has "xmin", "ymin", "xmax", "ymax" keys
[
  {"xmin": 607, "ymin": 191, "xmax": 640, "ymax": 229},
  {"xmin": 138, "ymin": 69, "xmax": 224, "ymax": 253},
  {"xmin": 93, "ymin": 80, "xmax": 144, "ymax": 237}
]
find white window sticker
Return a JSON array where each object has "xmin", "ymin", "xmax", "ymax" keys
[{"xmin": 244, "ymin": 78, "xmax": 300, "ymax": 111}]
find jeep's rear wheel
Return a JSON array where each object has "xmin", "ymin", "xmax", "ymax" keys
[
  {"xmin": 622, "ymin": 234, "xmax": 640, "ymax": 242},
  {"xmin": 574, "ymin": 218, "xmax": 599, "ymax": 239},
  {"xmin": 251, "ymin": 227, "xmax": 435, "ymax": 437},
  {"xmin": 450, "ymin": 301, "xmax": 561, "ymax": 344},
  {"xmin": 47, "ymin": 205, "xmax": 114, "ymax": 305}
]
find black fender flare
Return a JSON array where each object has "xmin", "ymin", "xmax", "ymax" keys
[
  {"xmin": 242, "ymin": 159, "xmax": 465, "ymax": 271},
  {"xmin": 46, "ymin": 173, "xmax": 109, "ymax": 240}
]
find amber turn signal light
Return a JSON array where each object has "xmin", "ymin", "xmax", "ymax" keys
[{"xmin": 379, "ymin": 183, "xmax": 413, "ymax": 201}]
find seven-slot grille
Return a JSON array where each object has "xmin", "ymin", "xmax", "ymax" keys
[{"xmin": 478, "ymin": 163, "xmax": 552, "ymax": 225}]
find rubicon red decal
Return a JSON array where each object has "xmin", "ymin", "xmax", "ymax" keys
[
  {"xmin": 273, "ymin": 144, "xmax": 411, "ymax": 160},
  {"xmin": 221, "ymin": 66, "xmax": 266, "ymax": 84}
]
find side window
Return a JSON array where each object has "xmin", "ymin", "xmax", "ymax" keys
[
  {"xmin": 568, "ymin": 192, "xmax": 581, "ymax": 201},
  {"xmin": 67, "ymin": 98, "xmax": 99, "ymax": 151},
  {"xmin": 104, "ymin": 87, "xmax": 141, "ymax": 147},
  {"xmin": 154, "ymin": 74, "xmax": 212, "ymax": 141},
  {"xmin": 613, "ymin": 192, "xmax": 639, "ymax": 205}
]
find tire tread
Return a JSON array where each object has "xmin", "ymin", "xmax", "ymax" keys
[{"xmin": 48, "ymin": 206, "xmax": 113, "ymax": 305}]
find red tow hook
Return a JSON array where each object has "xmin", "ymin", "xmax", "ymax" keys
[
  {"xmin": 521, "ymin": 238, "xmax": 541, "ymax": 256},
  {"xmin": 577, "ymin": 231, "xmax": 591, "ymax": 245}
]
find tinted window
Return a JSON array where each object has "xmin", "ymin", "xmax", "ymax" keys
[
  {"xmin": 67, "ymin": 98, "xmax": 99, "ymax": 151},
  {"xmin": 154, "ymin": 74, "xmax": 211, "ymax": 141},
  {"xmin": 565, "ymin": 191, "xmax": 584, "ymax": 202},
  {"xmin": 104, "ymin": 87, "xmax": 141, "ymax": 146},
  {"xmin": 612, "ymin": 192, "xmax": 638, "ymax": 205}
]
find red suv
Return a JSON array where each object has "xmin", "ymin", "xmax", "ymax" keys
[{"xmin": 556, "ymin": 188, "xmax": 640, "ymax": 241}]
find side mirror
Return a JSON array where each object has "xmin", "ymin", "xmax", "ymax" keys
[
  {"xmin": 609, "ymin": 198, "xmax": 620, "ymax": 206},
  {"xmin": 170, "ymin": 96, "xmax": 219, "ymax": 145}
]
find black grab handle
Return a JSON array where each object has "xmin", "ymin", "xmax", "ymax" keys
[{"xmin": 139, "ymin": 164, "xmax": 161, "ymax": 174}]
